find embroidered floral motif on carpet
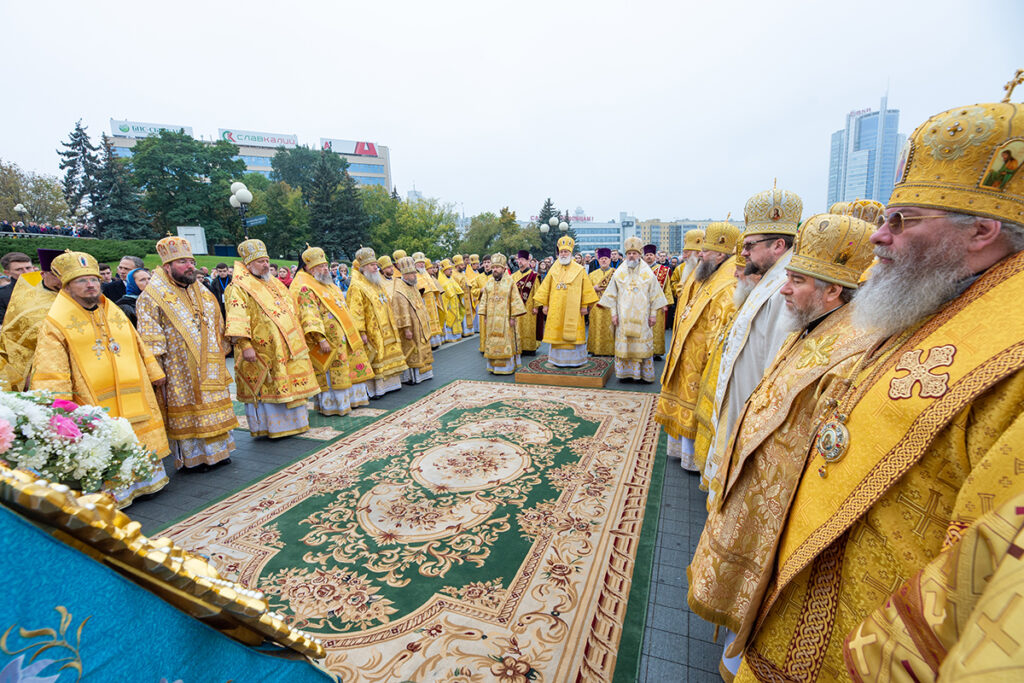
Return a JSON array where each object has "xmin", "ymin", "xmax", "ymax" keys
[{"xmin": 164, "ymin": 380, "xmax": 661, "ymax": 681}]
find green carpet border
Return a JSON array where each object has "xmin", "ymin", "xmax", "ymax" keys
[{"xmin": 613, "ymin": 429, "xmax": 666, "ymax": 683}]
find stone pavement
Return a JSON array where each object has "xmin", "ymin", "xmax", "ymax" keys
[{"xmin": 129, "ymin": 334, "xmax": 722, "ymax": 681}]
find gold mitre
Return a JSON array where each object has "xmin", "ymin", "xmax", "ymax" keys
[
  {"xmin": 377, "ymin": 255, "xmax": 393, "ymax": 269},
  {"xmin": 396, "ymin": 256, "xmax": 416, "ymax": 274},
  {"xmin": 51, "ymin": 250, "xmax": 99, "ymax": 286},
  {"xmin": 440, "ymin": 258, "xmax": 453, "ymax": 270},
  {"xmin": 156, "ymin": 235, "xmax": 193, "ymax": 264},
  {"xmin": 412, "ymin": 251, "xmax": 427, "ymax": 263},
  {"xmin": 491, "ymin": 253, "xmax": 507, "ymax": 268},
  {"xmin": 744, "ymin": 185, "xmax": 802, "ymax": 236},
  {"xmin": 557, "ymin": 235, "xmax": 575, "ymax": 252},
  {"xmin": 393, "ymin": 249, "xmax": 408, "ymax": 261},
  {"xmin": 788, "ymin": 213, "xmax": 876, "ymax": 289},
  {"xmin": 683, "ymin": 229, "xmax": 704, "ymax": 251},
  {"xmin": 703, "ymin": 221, "xmax": 740, "ymax": 254},
  {"xmin": 623, "ymin": 236, "xmax": 643, "ymax": 253},
  {"xmin": 843, "ymin": 199, "xmax": 885, "ymax": 226},
  {"xmin": 469, "ymin": 254, "xmax": 480, "ymax": 265},
  {"xmin": 424, "ymin": 258, "xmax": 434, "ymax": 269},
  {"xmin": 452, "ymin": 254, "xmax": 465, "ymax": 266},
  {"xmin": 238, "ymin": 239, "xmax": 268, "ymax": 265},
  {"xmin": 301, "ymin": 244, "xmax": 328, "ymax": 269},
  {"xmin": 828, "ymin": 201, "xmax": 851, "ymax": 215},
  {"xmin": 354, "ymin": 247, "xmax": 376, "ymax": 265},
  {"xmin": 889, "ymin": 73, "xmax": 1024, "ymax": 224}
]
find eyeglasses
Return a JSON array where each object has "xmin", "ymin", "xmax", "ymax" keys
[
  {"xmin": 878, "ymin": 211, "xmax": 948, "ymax": 235},
  {"xmin": 741, "ymin": 237, "xmax": 776, "ymax": 252}
]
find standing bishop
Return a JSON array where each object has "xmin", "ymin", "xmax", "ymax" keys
[
  {"xmin": 478, "ymin": 253, "xmax": 527, "ymax": 374},
  {"xmin": 391, "ymin": 256, "xmax": 434, "ymax": 384},
  {"xmin": 290, "ymin": 245, "xmax": 373, "ymax": 415},
  {"xmin": 598, "ymin": 237, "xmax": 669, "ymax": 382},
  {"xmin": 656, "ymin": 221, "xmax": 739, "ymax": 470},
  {"xmin": 451, "ymin": 255, "xmax": 476, "ymax": 336},
  {"xmin": 413, "ymin": 252, "xmax": 444, "ymax": 348},
  {"xmin": 137, "ymin": 236, "xmax": 238, "ymax": 471},
  {"xmin": 511, "ymin": 250, "xmax": 542, "ymax": 355},
  {"xmin": 0, "ymin": 248, "xmax": 62, "ymax": 391},
  {"xmin": 437, "ymin": 259, "xmax": 464, "ymax": 342},
  {"xmin": 32, "ymin": 251, "xmax": 170, "ymax": 504},
  {"xmin": 224, "ymin": 239, "xmax": 318, "ymax": 438},
  {"xmin": 586, "ymin": 248, "xmax": 616, "ymax": 356},
  {"xmin": 347, "ymin": 247, "xmax": 407, "ymax": 396},
  {"xmin": 532, "ymin": 236, "xmax": 599, "ymax": 367}
]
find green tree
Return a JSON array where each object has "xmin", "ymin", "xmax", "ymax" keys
[
  {"xmin": 258, "ymin": 181, "xmax": 309, "ymax": 257},
  {"xmin": 130, "ymin": 129, "xmax": 245, "ymax": 243},
  {"xmin": 334, "ymin": 169, "xmax": 371, "ymax": 260},
  {"xmin": 362, "ymin": 186, "xmax": 458, "ymax": 261},
  {"xmin": 458, "ymin": 212, "xmax": 501, "ymax": 255},
  {"xmin": 493, "ymin": 207, "xmax": 541, "ymax": 255},
  {"xmin": 270, "ymin": 146, "xmax": 343, "ymax": 197},
  {"xmin": 536, "ymin": 198, "xmax": 577, "ymax": 258},
  {"xmin": 57, "ymin": 119, "xmax": 98, "ymax": 220},
  {"xmin": 91, "ymin": 135, "xmax": 150, "ymax": 239},
  {"xmin": 306, "ymin": 152, "xmax": 343, "ymax": 256}
]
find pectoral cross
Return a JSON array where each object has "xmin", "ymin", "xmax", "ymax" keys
[{"xmin": 92, "ymin": 339, "xmax": 105, "ymax": 359}]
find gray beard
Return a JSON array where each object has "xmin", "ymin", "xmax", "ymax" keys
[
  {"xmin": 627, "ymin": 258, "xmax": 640, "ymax": 269},
  {"xmin": 416, "ymin": 266, "xmax": 427, "ymax": 275},
  {"xmin": 852, "ymin": 239, "xmax": 971, "ymax": 338},
  {"xmin": 782, "ymin": 296, "xmax": 828, "ymax": 334},
  {"xmin": 695, "ymin": 257, "xmax": 721, "ymax": 282},
  {"xmin": 255, "ymin": 272, "xmax": 271, "ymax": 282},
  {"xmin": 732, "ymin": 278, "xmax": 756, "ymax": 308},
  {"xmin": 362, "ymin": 269, "xmax": 383, "ymax": 287},
  {"xmin": 679, "ymin": 255, "xmax": 698, "ymax": 283},
  {"xmin": 314, "ymin": 271, "xmax": 333, "ymax": 285},
  {"xmin": 558, "ymin": 256, "xmax": 571, "ymax": 266}
]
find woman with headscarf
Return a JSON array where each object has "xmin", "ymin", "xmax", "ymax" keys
[{"xmin": 116, "ymin": 267, "xmax": 150, "ymax": 327}]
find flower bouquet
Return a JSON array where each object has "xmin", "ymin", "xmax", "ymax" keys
[{"xmin": 0, "ymin": 391, "xmax": 158, "ymax": 495}]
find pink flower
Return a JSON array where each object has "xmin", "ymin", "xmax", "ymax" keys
[
  {"xmin": 0, "ymin": 419, "xmax": 14, "ymax": 455},
  {"xmin": 50, "ymin": 414, "xmax": 82, "ymax": 440},
  {"xmin": 51, "ymin": 399, "xmax": 79, "ymax": 413}
]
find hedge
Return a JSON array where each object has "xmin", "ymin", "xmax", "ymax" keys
[{"xmin": 0, "ymin": 237, "xmax": 156, "ymax": 264}]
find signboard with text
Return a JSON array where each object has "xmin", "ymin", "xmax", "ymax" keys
[
  {"xmin": 111, "ymin": 119, "xmax": 193, "ymax": 138},
  {"xmin": 319, "ymin": 138, "xmax": 379, "ymax": 157},
  {"xmin": 219, "ymin": 129, "xmax": 298, "ymax": 149}
]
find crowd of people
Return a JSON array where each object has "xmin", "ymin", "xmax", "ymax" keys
[
  {"xmin": 0, "ymin": 220, "xmax": 96, "ymax": 238},
  {"xmin": 1, "ymin": 89, "xmax": 1023, "ymax": 679}
]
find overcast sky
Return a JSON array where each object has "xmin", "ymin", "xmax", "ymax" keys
[{"xmin": 2, "ymin": 0, "xmax": 1020, "ymax": 223}]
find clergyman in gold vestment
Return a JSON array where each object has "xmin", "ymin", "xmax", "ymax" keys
[
  {"xmin": 137, "ymin": 236, "xmax": 237, "ymax": 470},
  {"xmin": 0, "ymin": 248, "xmax": 61, "ymax": 391},
  {"xmin": 686, "ymin": 213, "xmax": 878, "ymax": 677},
  {"xmin": 587, "ymin": 248, "xmax": 616, "ymax": 357},
  {"xmin": 391, "ymin": 256, "xmax": 434, "ymax": 384},
  {"xmin": 347, "ymin": 247, "xmax": 408, "ymax": 397},
  {"xmin": 532, "ymin": 235, "xmax": 599, "ymax": 368},
  {"xmin": 477, "ymin": 253, "xmax": 527, "ymax": 374},
  {"xmin": 736, "ymin": 91, "xmax": 1024, "ymax": 682}
]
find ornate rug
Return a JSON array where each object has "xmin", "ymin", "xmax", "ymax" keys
[
  {"xmin": 515, "ymin": 355, "xmax": 614, "ymax": 388},
  {"xmin": 165, "ymin": 380, "xmax": 662, "ymax": 682}
]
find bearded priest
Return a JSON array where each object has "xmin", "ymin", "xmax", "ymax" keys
[
  {"xmin": 225, "ymin": 239, "xmax": 318, "ymax": 438},
  {"xmin": 0, "ymin": 248, "xmax": 62, "ymax": 391},
  {"xmin": 512, "ymin": 250, "xmax": 543, "ymax": 355},
  {"xmin": 391, "ymin": 256, "xmax": 434, "ymax": 384},
  {"xmin": 478, "ymin": 254, "xmax": 527, "ymax": 374},
  {"xmin": 347, "ymin": 247, "xmax": 407, "ymax": 396},
  {"xmin": 32, "ymin": 251, "xmax": 170, "ymax": 505},
  {"xmin": 137, "ymin": 236, "xmax": 237, "ymax": 471},
  {"xmin": 532, "ymin": 236, "xmax": 599, "ymax": 367},
  {"xmin": 598, "ymin": 237, "xmax": 668, "ymax": 382},
  {"xmin": 687, "ymin": 213, "xmax": 877, "ymax": 677}
]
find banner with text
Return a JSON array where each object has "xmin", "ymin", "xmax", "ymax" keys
[
  {"xmin": 111, "ymin": 119, "xmax": 193, "ymax": 138},
  {"xmin": 319, "ymin": 138, "xmax": 379, "ymax": 157},
  {"xmin": 219, "ymin": 129, "xmax": 298, "ymax": 149}
]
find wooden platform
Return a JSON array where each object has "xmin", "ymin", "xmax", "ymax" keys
[{"xmin": 514, "ymin": 354, "xmax": 614, "ymax": 388}]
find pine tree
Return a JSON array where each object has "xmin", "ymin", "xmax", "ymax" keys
[
  {"xmin": 334, "ymin": 169, "xmax": 371, "ymax": 260},
  {"xmin": 92, "ymin": 135, "xmax": 151, "ymax": 239},
  {"xmin": 57, "ymin": 119, "xmax": 98, "ymax": 221},
  {"xmin": 536, "ymin": 198, "xmax": 577, "ymax": 258},
  {"xmin": 307, "ymin": 152, "xmax": 343, "ymax": 255}
]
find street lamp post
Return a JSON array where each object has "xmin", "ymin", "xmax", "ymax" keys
[
  {"xmin": 229, "ymin": 182, "xmax": 253, "ymax": 239},
  {"xmin": 13, "ymin": 203, "xmax": 29, "ymax": 230}
]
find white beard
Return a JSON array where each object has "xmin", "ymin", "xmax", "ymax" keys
[
  {"xmin": 732, "ymin": 278, "xmax": 755, "ymax": 308},
  {"xmin": 416, "ymin": 266, "xmax": 427, "ymax": 275},
  {"xmin": 680, "ymin": 255, "xmax": 698, "ymax": 283},
  {"xmin": 362, "ymin": 269, "xmax": 383, "ymax": 287},
  {"xmin": 558, "ymin": 256, "xmax": 572, "ymax": 266},
  {"xmin": 627, "ymin": 258, "xmax": 640, "ymax": 269},
  {"xmin": 255, "ymin": 272, "xmax": 271, "ymax": 281},
  {"xmin": 852, "ymin": 238, "xmax": 971, "ymax": 339},
  {"xmin": 314, "ymin": 271, "xmax": 333, "ymax": 285}
]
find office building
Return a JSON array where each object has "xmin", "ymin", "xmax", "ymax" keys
[
  {"xmin": 107, "ymin": 119, "xmax": 391, "ymax": 189},
  {"xmin": 826, "ymin": 96, "xmax": 904, "ymax": 207},
  {"xmin": 637, "ymin": 218, "xmax": 744, "ymax": 254}
]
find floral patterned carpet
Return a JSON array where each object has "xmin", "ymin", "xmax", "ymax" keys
[{"xmin": 165, "ymin": 380, "xmax": 663, "ymax": 682}]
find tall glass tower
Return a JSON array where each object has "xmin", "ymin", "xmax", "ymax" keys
[{"xmin": 827, "ymin": 95, "xmax": 905, "ymax": 208}]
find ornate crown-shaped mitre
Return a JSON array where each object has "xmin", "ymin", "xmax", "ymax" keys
[
  {"xmin": 491, "ymin": 253, "xmax": 507, "ymax": 267},
  {"xmin": 301, "ymin": 245, "xmax": 327, "ymax": 269},
  {"xmin": 412, "ymin": 252, "xmax": 426, "ymax": 263},
  {"xmin": 556, "ymin": 235, "xmax": 575, "ymax": 252},
  {"xmin": 469, "ymin": 254, "xmax": 480, "ymax": 264},
  {"xmin": 354, "ymin": 247, "xmax": 376, "ymax": 265},
  {"xmin": 890, "ymin": 79, "xmax": 1024, "ymax": 223},
  {"xmin": 51, "ymin": 250, "xmax": 99, "ymax": 285},
  {"xmin": 623, "ymin": 236, "xmax": 643, "ymax": 253},
  {"xmin": 377, "ymin": 255, "xmax": 393, "ymax": 269},
  {"xmin": 392, "ymin": 249, "xmax": 408, "ymax": 261},
  {"xmin": 703, "ymin": 221, "xmax": 741, "ymax": 254},
  {"xmin": 744, "ymin": 186, "xmax": 803, "ymax": 236},
  {"xmin": 788, "ymin": 213, "xmax": 876, "ymax": 289},
  {"xmin": 451, "ymin": 254, "xmax": 465, "ymax": 265},
  {"xmin": 156, "ymin": 236, "xmax": 193, "ymax": 264},
  {"xmin": 238, "ymin": 239, "xmax": 268, "ymax": 265},
  {"xmin": 440, "ymin": 259, "xmax": 453, "ymax": 270},
  {"xmin": 395, "ymin": 256, "xmax": 416, "ymax": 274},
  {"xmin": 683, "ymin": 229, "xmax": 704, "ymax": 251}
]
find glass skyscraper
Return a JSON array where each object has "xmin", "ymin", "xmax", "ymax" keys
[{"xmin": 827, "ymin": 96, "xmax": 905, "ymax": 208}]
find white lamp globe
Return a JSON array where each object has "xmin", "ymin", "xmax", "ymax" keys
[
  {"xmin": 230, "ymin": 182, "xmax": 247, "ymax": 195},
  {"xmin": 540, "ymin": 223, "xmax": 550, "ymax": 234},
  {"xmin": 559, "ymin": 221, "xmax": 568, "ymax": 231},
  {"xmin": 236, "ymin": 188, "xmax": 253, "ymax": 205},
  {"xmin": 548, "ymin": 216, "xmax": 559, "ymax": 228},
  {"xmin": 229, "ymin": 195, "xmax": 241, "ymax": 208}
]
